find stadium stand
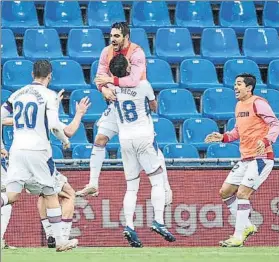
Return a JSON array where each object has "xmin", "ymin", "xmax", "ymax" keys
[
  {"xmin": 1, "ymin": 90, "xmax": 12, "ymax": 105},
  {"xmin": 1, "ymin": 29, "xmax": 19, "ymax": 64},
  {"xmin": 267, "ymin": 59, "xmax": 279, "ymax": 90}
]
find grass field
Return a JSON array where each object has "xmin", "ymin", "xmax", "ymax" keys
[{"xmin": 2, "ymin": 247, "xmax": 279, "ymax": 262}]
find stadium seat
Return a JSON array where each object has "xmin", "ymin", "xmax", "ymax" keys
[
  {"xmin": 153, "ymin": 118, "xmax": 178, "ymax": 149},
  {"xmin": 49, "ymin": 60, "xmax": 89, "ymax": 91},
  {"xmin": 2, "ymin": 126, "xmax": 14, "ymax": 147},
  {"xmin": 87, "ymin": 1, "xmax": 125, "ymax": 32},
  {"xmin": 175, "ymin": 1, "xmax": 215, "ymax": 34},
  {"xmin": 90, "ymin": 60, "xmax": 99, "ymax": 89},
  {"xmin": 267, "ymin": 59, "xmax": 279, "ymax": 90},
  {"xmin": 2, "ymin": 60, "xmax": 33, "ymax": 91},
  {"xmin": 1, "ymin": 90, "xmax": 12, "ymax": 105},
  {"xmin": 202, "ymin": 87, "xmax": 237, "ymax": 120},
  {"xmin": 130, "ymin": 28, "xmax": 152, "ymax": 58},
  {"xmin": 206, "ymin": 143, "xmax": 240, "ymax": 166},
  {"xmin": 93, "ymin": 123, "xmax": 120, "ymax": 151},
  {"xmin": 67, "ymin": 29, "xmax": 105, "ymax": 65},
  {"xmin": 158, "ymin": 89, "xmax": 201, "ymax": 121},
  {"xmin": 72, "ymin": 144, "xmax": 93, "ymax": 159},
  {"xmin": 219, "ymin": 1, "xmax": 258, "ymax": 33},
  {"xmin": 201, "ymin": 28, "xmax": 241, "ymax": 64},
  {"xmin": 180, "ymin": 59, "xmax": 222, "ymax": 91},
  {"xmin": 1, "ymin": 1, "xmax": 39, "ymax": 34},
  {"xmin": 273, "ymin": 144, "xmax": 279, "ymax": 158},
  {"xmin": 183, "ymin": 118, "xmax": 219, "ymax": 150},
  {"xmin": 131, "ymin": 1, "xmax": 171, "ymax": 33},
  {"xmin": 243, "ymin": 28, "xmax": 279, "ymax": 64},
  {"xmin": 226, "ymin": 118, "xmax": 239, "ymax": 144},
  {"xmin": 1, "ymin": 29, "xmax": 19, "ymax": 64},
  {"xmin": 69, "ymin": 89, "xmax": 107, "ymax": 122},
  {"xmin": 59, "ymin": 103, "xmax": 68, "ymax": 118},
  {"xmin": 146, "ymin": 59, "xmax": 178, "ymax": 91},
  {"xmin": 163, "ymin": 144, "xmax": 200, "ymax": 166},
  {"xmin": 254, "ymin": 89, "xmax": 279, "ymax": 118},
  {"xmin": 182, "ymin": 118, "xmax": 219, "ymax": 150},
  {"xmin": 50, "ymin": 117, "xmax": 89, "ymax": 149},
  {"xmin": 155, "ymin": 28, "xmax": 195, "ymax": 63},
  {"xmin": 263, "ymin": 1, "xmax": 279, "ymax": 31},
  {"xmin": 44, "ymin": 1, "xmax": 83, "ymax": 34},
  {"xmin": 23, "ymin": 29, "xmax": 63, "ymax": 61},
  {"xmin": 51, "ymin": 145, "xmax": 64, "ymax": 160},
  {"xmin": 223, "ymin": 59, "xmax": 266, "ymax": 89}
]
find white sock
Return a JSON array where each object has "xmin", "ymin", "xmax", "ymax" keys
[
  {"xmin": 1, "ymin": 205, "xmax": 12, "ymax": 239},
  {"xmin": 149, "ymin": 174, "xmax": 165, "ymax": 225},
  {"xmin": 234, "ymin": 199, "xmax": 251, "ymax": 240},
  {"xmin": 61, "ymin": 219, "xmax": 72, "ymax": 240},
  {"xmin": 1, "ymin": 193, "xmax": 9, "ymax": 207},
  {"xmin": 41, "ymin": 218, "xmax": 53, "ymax": 239},
  {"xmin": 47, "ymin": 207, "xmax": 63, "ymax": 245},
  {"xmin": 89, "ymin": 144, "xmax": 106, "ymax": 187},
  {"xmin": 158, "ymin": 149, "xmax": 171, "ymax": 191}
]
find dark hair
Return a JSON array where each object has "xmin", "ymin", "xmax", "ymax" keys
[
  {"xmin": 33, "ymin": 60, "xmax": 52, "ymax": 78},
  {"xmin": 111, "ymin": 22, "xmax": 130, "ymax": 37},
  {"xmin": 109, "ymin": 54, "xmax": 128, "ymax": 78},
  {"xmin": 235, "ymin": 73, "xmax": 256, "ymax": 94}
]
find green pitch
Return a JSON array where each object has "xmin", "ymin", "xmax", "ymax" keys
[{"xmin": 3, "ymin": 247, "xmax": 279, "ymax": 262}]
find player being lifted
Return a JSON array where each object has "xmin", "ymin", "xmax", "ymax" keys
[
  {"xmin": 0, "ymin": 60, "xmax": 78, "ymax": 252},
  {"xmin": 205, "ymin": 73, "xmax": 279, "ymax": 247},
  {"xmin": 109, "ymin": 54, "xmax": 176, "ymax": 247},
  {"xmin": 76, "ymin": 22, "xmax": 173, "ymax": 205}
]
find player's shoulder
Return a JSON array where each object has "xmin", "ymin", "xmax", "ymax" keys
[{"xmin": 136, "ymin": 80, "xmax": 152, "ymax": 89}]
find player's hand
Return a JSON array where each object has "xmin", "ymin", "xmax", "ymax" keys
[
  {"xmin": 76, "ymin": 97, "xmax": 91, "ymax": 116},
  {"xmin": 1, "ymin": 148, "xmax": 8, "ymax": 158},
  {"xmin": 256, "ymin": 140, "xmax": 265, "ymax": 155},
  {"xmin": 102, "ymin": 87, "xmax": 117, "ymax": 101},
  {"xmin": 63, "ymin": 141, "xmax": 71, "ymax": 150},
  {"xmin": 57, "ymin": 89, "xmax": 65, "ymax": 102},
  {"xmin": 94, "ymin": 75, "xmax": 113, "ymax": 86},
  {"xmin": 205, "ymin": 132, "xmax": 223, "ymax": 143}
]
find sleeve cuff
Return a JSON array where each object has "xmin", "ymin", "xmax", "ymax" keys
[
  {"xmin": 263, "ymin": 138, "xmax": 271, "ymax": 148},
  {"xmin": 113, "ymin": 77, "xmax": 119, "ymax": 86},
  {"xmin": 222, "ymin": 134, "xmax": 230, "ymax": 143}
]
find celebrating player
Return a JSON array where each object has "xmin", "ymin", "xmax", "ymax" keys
[
  {"xmin": 109, "ymin": 54, "xmax": 176, "ymax": 247},
  {"xmin": 205, "ymin": 73, "xmax": 279, "ymax": 247}
]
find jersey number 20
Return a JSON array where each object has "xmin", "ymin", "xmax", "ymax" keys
[{"xmin": 14, "ymin": 101, "xmax": 38, "ymax": 129}]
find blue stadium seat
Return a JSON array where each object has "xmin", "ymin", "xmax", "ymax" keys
[
  {"xmin": 243, "ymin": 28, "xmax": 279, "ymax": 64},
  {"xmin": 72, "ymin": 144, "xmax": 93, "ymax": 159},
  {"xmin": 155, "ymin": 28, "xmax": 195, "ymax": 63},
  {"xmin": 147, "ymin": 59, "xmax": 178, "ymax": 91},
  {"xmin": 1, "ymin": 29, "xmax": 19, "ymax": 64},
  {"xmin": 2, "ymin": 1, "xmax": 39, "ymax": 34},
  {"xmin": 219, "ymin": 1, "xmax": 258, "ymax": 33},
  {"xmin": 201, "ymin": 28, "xmax": 241, "ymax": 64},
  {"xmin": 49, "ymin": 60, "xmax": 89, "ymax": 92},
  {"xmin": 163, "ymin": 144, "xmax": 200, "ymax": 166},
  {"xmin": 50, "ymin": 117, "xmax": 89, "ymax": 149},
  {"xmin": 44, "ymin": 1, "xmax": 83, "ymax": 34},
  {"xmin": 223, "ymin": 59, "xmax": 266, "ymax": 89},
  {"xmin": 202, "ymin": 87, "xmax": 237, "ymax": 120},
  {"xmin": 183, "ymin": 118, "xmax": 219, "ymax": 150},
  {"xmin": 254, "ymin": 88, "xmax": 279, "ymax": 118},
  {"xmin": 273, "ymin": 144, "xmax": 279, "ymax": 157},
  {"xmin": 153, "ymin": 118, "xmax": 178, "ymax": 149},
  {"xmin": 2, "ymin": 60, "xmax": 33, "ymax": 91},
  {"xmin": 263, "ymin": 1, "xmax": 279, "ymax": 31},
  {"xmin": 2, "ymin": 126, "xmax": 14, "ymax": 147},
  {"xmin": 1, "ymin": 90, "xmax": 12, "ymax": 105},
  {"xmin": 67, "ymin": 29, "xmax": 105, "ymax": 65},
  {"xmin": 87, "ymin": 1, "xmax": 125, "ymax": 32},
  {"xmin": 90, "ymin": 60, "xmax": 99, "ymax": 89},
  {"xmin": 158, "ymin": 89, "xmax": 201, "ymax": 121},
  {"xmin": 180, "ymin": 59, "xmax": 222, "ymax": 91},
  {"xmin": 131, "ymin": 1, "xmax": 171, "ymax": 33},
  {"xmin": 130, "ymin": 28, "xmax": 152, "ymax": 58},
  {"xmin": 23, "ymin": 29, "xmax": 63, "ymax": 61},
  {"xmin": 51, "ymin": 145, "xmax": 64, "ymax": 160},
  {"xmin": 268, "ymin": 59, "xmax": 279, "ymax": 90},
  {"xmin": 206, "ymin": 143, "xmax": 240, "ymax": 166},
  {"xmin": 93, "ymin": 123, "xmax": 120, "ymax": 151},
  {"xmin": 69, "ymin": 89, "xmax": 107, "ymax": 122},
  {"xmin": 175, "ymin": 1, "xmax": 215, "ymax": 34},
  {"xmin": 226, "ymin": 118, "xmax": 239, "ymax": 145}
]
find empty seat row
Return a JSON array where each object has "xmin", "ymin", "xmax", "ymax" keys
[
  {"xmin": 3, "ymin": 27, "xmax": 279, "ymax": 65},
  {"xmin": 2, "ymin": 1, "xmax": 279, "ymax": 34}
]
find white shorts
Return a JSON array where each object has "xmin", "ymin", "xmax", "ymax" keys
[
  {"xmin": 97, "ymin": 103, "xmax": 119, "ymax": 139},
  {"xmin": 225, "ymin": 159, "xmax": 274, "ymax": 190},
  {"xmin": 5, "ymin": 149, "xmax": 56, "ymax": 195},
  {"xmin": 54, "ymin": 170, "xmax": 68, "ymax": 194},
  {"xmin": 121, "ymin": 137, "xmax": 161, "ymax": 181}
]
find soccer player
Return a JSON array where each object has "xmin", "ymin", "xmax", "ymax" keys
[
  {"xmin": 205, "ymin": 73, "xmax": 279, "ymax": 247},
  {"xmin": 0, "ymin": 60, "xmax": 78, "ymax": 252},
  {"xmin": 109, "ymin": 54, "xmax": 176, "ymax": 247},
  {"xmin": 76, "ymin": 22, "xmax": 172, "ymax": 205}
]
